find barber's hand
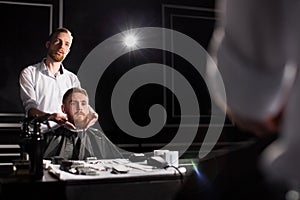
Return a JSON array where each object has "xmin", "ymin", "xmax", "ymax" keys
[
  {"xmin": 49, "ymin": 113, "xmax": 76, "ymax": 129},
  {"xmin": 228, "ymin": 108, "xmax": 283, "ymax": 138},
  {"xmin": 84, "ymin": 112, "xmax": 99, "ymax": 131}
]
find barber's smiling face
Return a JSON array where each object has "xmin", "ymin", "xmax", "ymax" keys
[{"xmin": 63, "ymin": 92, "xmax": 89, "ymax": 128}]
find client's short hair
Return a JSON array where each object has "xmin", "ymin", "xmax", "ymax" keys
[{"xmin": 62, "ymin": 87, "xmax": 88, "ymax": 104}]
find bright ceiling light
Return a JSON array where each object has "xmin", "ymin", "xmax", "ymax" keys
[{"xmin": 124, "ymin": 34, "xmax": 138, "ymax": 48}]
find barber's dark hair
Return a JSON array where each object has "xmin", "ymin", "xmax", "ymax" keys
[
  {"xmin": 62, "ymin": 87, "xmax": 88, "ymax": 104},
  {"xmin": 48, "ymin": 27, "xmax": 73, "ymax": 42}
]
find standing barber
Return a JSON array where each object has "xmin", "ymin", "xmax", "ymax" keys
[{"xmin": 19, "ymin": 27, "xmax": 98, "ymax": 129}]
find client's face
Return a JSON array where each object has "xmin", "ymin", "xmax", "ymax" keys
[{"xmin": 64, "ymin": 92, "xmax": 89, "ymax": 129}]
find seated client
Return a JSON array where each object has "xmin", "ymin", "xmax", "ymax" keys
[{"xmin": 43, "ymin": 87, "xmax": 123, "ymax": 160}]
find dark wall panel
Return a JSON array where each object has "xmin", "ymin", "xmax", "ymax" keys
[{"xmin": 0, "ymin": 0, "xmax": 60, "ymax": 113}]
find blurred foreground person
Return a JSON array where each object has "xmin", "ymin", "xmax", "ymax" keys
[
  {"xmin": 176, "ymin": 0, "xmax": 300, "ymax": 199},
  {"xmin": 207, "ymin": 0, "xmax": 300, "ymax": 187}
]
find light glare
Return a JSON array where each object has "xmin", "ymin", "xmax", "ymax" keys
[{"xmin": 124, "ymin": 35, "xmax": 137, "ymax": 47}]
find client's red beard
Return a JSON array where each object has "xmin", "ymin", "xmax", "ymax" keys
[{"xmin": 73, "ymin": 113, "xmax": 88, "ymax": 129}]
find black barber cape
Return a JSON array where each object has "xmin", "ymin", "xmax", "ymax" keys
[{"xmin": 43, "ymin": 126, "xmax": 123, "ymax": 160}]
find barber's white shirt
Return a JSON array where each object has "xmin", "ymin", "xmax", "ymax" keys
[{"xmin": 19, "ymin": 59, "xmax": 81, "ymax": 115}]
